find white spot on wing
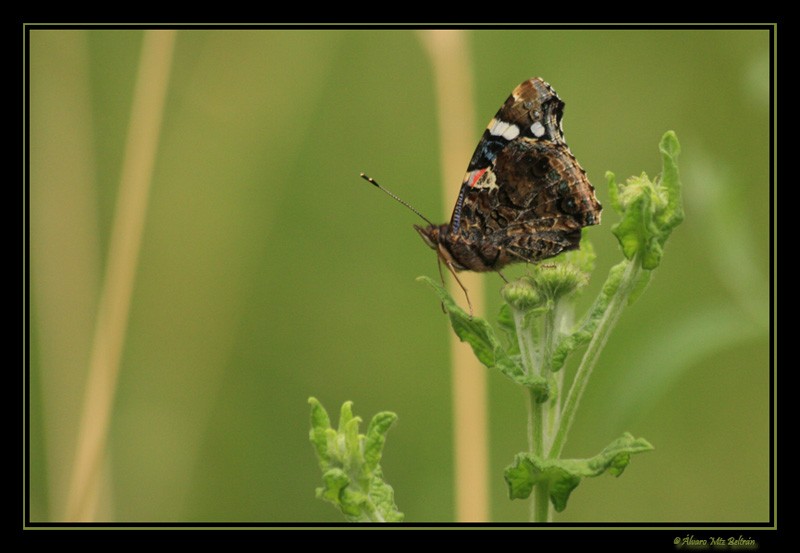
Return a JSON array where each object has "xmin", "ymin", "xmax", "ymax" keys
[
  {"xmin": 531, "ymin": 121, "xmax": 546, "ymax": 138},
  {"xmin": 502, "ymin": 124, "xmax": 520, "ymax": 140},
  {"xmin": 490, "ymin": 119, "xmax": 519, "ymax": 140},
  {"xmin": 490, "ymin": 120, "xmax": 510, "ymax": 137}
]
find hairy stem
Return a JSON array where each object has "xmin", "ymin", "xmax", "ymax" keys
[
  {"xmin": 514, "ymin": 308, "xmax": 548, "ymax": 521},
  {"xmin": 549, "ymin": 257, "xmax": 643, "ymax": 460},
  {"xmin": 518, "ymin": 304, "xmax": 561, "ymax": 522}
]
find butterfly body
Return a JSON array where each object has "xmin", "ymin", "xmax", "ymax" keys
[{"xmin": 416, "ymin": 77, "xmax": 602, "ymax": 273}]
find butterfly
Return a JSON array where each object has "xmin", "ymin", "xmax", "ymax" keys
[{"xmin": 363, "ymin": 78, "xmax": 601, "ymax": 309}]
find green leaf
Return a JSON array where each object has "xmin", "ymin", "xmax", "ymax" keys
[
  {"xmin": 607, "ymin": 131, "xmax": 684, "ymax": 271},
  {"xmin": 496, "ymin": 304, "xmax": 521, "ymax": 356},
  {"xmin": 525, "ymin": 374, "xmax": 554, "ymax": 403},
  {"xmin": 308, "ymin": 397, "xmax": 333, "ymax": 469},
  {"xmin": 505, "ymin": 453, "xmax": 581, "ymax": 512},
  {"xmin": 418, "ymin": 276, "xmax": 524, "ymax": 381},
  {"xmin": 316, "ymin": 468, "xmax": 349, "ymax": 502},
  {"xmin": 343, "ymin": 417, "xmax": 363, "ymax": 469},
  {"xmin": 504, "ymin": 433, "xmax": 654, "ymax": 512},
  {"xmin": 504, "ymin": 452, "xmax": 542, "ymax": 500},
  {"xmin": 337, "ymin": 400, "xmax": 355, "ymax": 433},
  {"xmin": 307, "ymin": 398, "xmax": 403, "ymax": 522},
  {"xmin": 364, "ymin": 411, "xmax": 398, "ymax": 473},
  {"xmin": 365, "ymin": 475, "xmax": 405, "ymax": 522},
  {"xmin": 657, "ymin": 130, "xmax": 685, "ymax": 234}
]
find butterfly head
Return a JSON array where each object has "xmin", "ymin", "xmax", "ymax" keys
[
  {"xmin": 414, "ymin": 223, "xmax": 474, "ymax": 272},
  {"xmin": 414, "ymin": 223, "xmax": 444, "ymax": 250}
]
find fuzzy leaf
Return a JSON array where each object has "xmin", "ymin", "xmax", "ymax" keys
[
  {"xmin": 505, "ymin": 433, "xmax": 654, "ymax": 512},
  {"xmin": 418, "ymin": 276, "xmax": 524, "ymax": 381},
  {"xmin": 364, "ymin": 412, "xmax": 398, "ymax": 473},
  {"xmin": 496, "ymin": 304, "xmax": 521, "ymax": 356},
  {"xmin": 337, "ymin": 401, "xmax": 355, "ymax": 433},
  {"xmin": 607, "ymin": 131, "xmax": 684, "ymax": 271},
  {"xmin": 308, "ymin": 398, "xmax": 403, "ymax": 522},
  {"xmin": 308, "ymin": 397, "xmax": 333, "ymax": 469},
  {"xmin": 657, "ymin": 130, "xmax": 685, "ymax": 234}
]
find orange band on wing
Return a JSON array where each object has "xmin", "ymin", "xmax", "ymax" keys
[{"xmin": 467, "ymin": 167, "xmax": 488, "ymax": 187}]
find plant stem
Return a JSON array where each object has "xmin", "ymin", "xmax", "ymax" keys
[
  {"xmin": 517, "ymin": 310, "xmax": 542, "ymax": 456},
  {"xmin": 548, "ymin": 257, "xmax": 643, "ymax": 460},
  {"xmin": 534, "ymin": 479, "xmax": 551, "ymax": 523},
  {"xmin": 524, "ymin": 388, "xmax": 537, "ymax": 522},
  {"xmin": 514, "ymin": 308, "xmax": 548, "ymax": 521},
  {"xmin": 517, "ymin": 303, "xmax": 561, "ymax": 522},
  {"xmin": 541, "ymin": 307, "xmax": 559, "ymax": 453},
  {"xmin": 527, "ymin": 387, "xmax": 549, "ymax": 522},
  {"xmin": 535, "ymin": 307, "xmax": 559, "ymax": 521}
]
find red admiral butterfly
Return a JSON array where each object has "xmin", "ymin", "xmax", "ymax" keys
[{"xmin": 363, "ymin": 78, "xmax": 601, "ymax": 301}]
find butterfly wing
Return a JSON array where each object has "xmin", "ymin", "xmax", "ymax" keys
[{"xmin": 448, "ymin": 78, "xmax": 601, "ymax": 263}]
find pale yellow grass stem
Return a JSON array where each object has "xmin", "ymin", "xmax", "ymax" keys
[
  {"xmin": 64, "ymin": 30, "xmax": 177, "ymax": 521},
  {"xmin": 418, "ymin": 30, "xmax": 488, "ymax": 522}
]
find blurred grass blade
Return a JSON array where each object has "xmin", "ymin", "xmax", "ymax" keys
[
  {"xmin": 65, "ymin": 30, "xmax": 177, "ymax": 521},
  {"xmin": 418, "ymin": 29, "xmax": 489, "ymax": 523},
  {"xmin": 30, "ymin": 30, "xmax": 101, "ymax": 521}
]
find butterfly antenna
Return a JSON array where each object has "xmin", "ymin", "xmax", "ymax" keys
[{"xmin": 360, "ymin": 173, "xmax": 436, "ymax": 227}]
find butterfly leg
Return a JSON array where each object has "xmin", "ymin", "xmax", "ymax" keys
[
  {"xmin": 490, "ymin": 246, "xmax": 510, "ymax": 283},
  {"xmin": 437, "ymin": 244, "xmax": 474, "ymax": 317},
  {"xmin": 435, "ymin": 257, "xmax": 448, "ymax": 314},
  {"xmin": 448, "ymin": 263, "xmax": 474, "ymax": 318}
]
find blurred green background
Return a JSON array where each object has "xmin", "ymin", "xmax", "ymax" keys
[{"xmin": 29, "ymin": 28, "xmax": 771, "ymax": 523}]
